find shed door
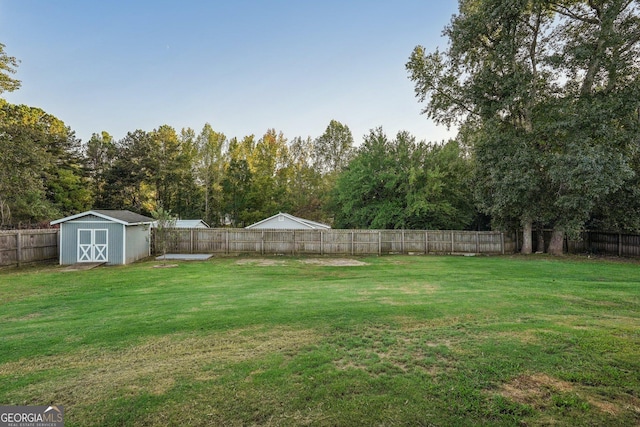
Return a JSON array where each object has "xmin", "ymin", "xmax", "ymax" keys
[{"xmin": 78, "ymin": 229, "xmax": 108, "ymax": 262}]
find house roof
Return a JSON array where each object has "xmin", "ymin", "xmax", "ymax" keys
[
  {"xmin": 174, "ymin": 219, "xmax": 209, "ymax": 228},
  {"xmin": 246, "ymin": 212, "xmax": 331, "ymax": 230},
  {"xmin": 50, "ymin": 210, "xmax": 154, "ymax": 226}
]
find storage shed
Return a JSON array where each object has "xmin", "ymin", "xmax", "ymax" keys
[
  {"xmin": 246, "ymin": 212, "xmax": 331, "ymax": 230},
  {"xmin": 50, "ymin": 210, "xmax": 154, "ymax": 265}
]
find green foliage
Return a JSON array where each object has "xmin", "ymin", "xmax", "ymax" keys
[
  {"xmin": 407, "ymin": 0, "xmax": 640, "ymax": 247},
  {"xmin": 101, "ymin": 130, "xmax": 155, "ymax": 214},
  {"xmin": 313, "ymin": 119, "xmax": 354, "ymax": 174},
  {"xmin": 332, "ymin": 128, "xmax": 477, "ymax": 229},
  {"xmin": 151, "ymin": 207, "xmax": 177, "ymax": 258},
  {"xmin": 0, "ymin": 99, "xmax": 90, "ymax": 225},
  {"xmin": 0, "ymin": 42, "xmax": 20, "ymax": 94},
  {"xmin": 196, "ymin": 124, "xmax": 226, "ymax": 226},
  {"xmin": 85, "ymin": 132, "xmax": 117, "ymax": 208}
]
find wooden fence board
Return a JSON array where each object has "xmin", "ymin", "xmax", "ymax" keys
[
  {"xmin": 157, "ymin": 228, "xmax": 513, "ymax": 256},
  {"xmin": 0, "ymin": 230, "xmax": 59, "ymax": 267}
]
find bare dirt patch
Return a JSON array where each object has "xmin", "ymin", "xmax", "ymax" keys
[
  {"xmin": 496, "ymin": 373, "xmax": 637, "ymax": 416},
  {"xmin": 152, "ymin": 264, "xmax": 179, "ymax": 268},
  {"xmin": 499, "ymin": 374, "xmax": 573, "ymax": 407},
  {"xmin": 299, "ymin": 258, "xmax": 369, "ymax": 267},
  {"xmin": 0, "ymin": 327, "xmax": 319, "ymax": 407},
  {"xmin": 235, "ymin": 258, "xmax": 286, "ymax": 266}
]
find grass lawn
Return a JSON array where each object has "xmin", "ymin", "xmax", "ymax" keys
[{"xmin": 0, "ymin": 255, "xmax": 639, "ymax": 426}]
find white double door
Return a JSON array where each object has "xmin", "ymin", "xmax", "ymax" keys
[{"xmin": 78, "ymin": 229, "xmax": 108, "ymax": 262}]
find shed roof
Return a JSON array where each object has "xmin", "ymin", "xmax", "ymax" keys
[
  {"xmin": 246, "ymin": 212, "xmax": 331, "ymax": 230},
  {"xmin": 51, "ymin": 210, "xmax": 154, "ymax": 226}
]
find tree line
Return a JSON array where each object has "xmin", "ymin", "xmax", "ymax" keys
[
  {"xmin": 406, "ymin": 0, "xmax": 640, "ymax": 254},
  {"xmin": 0, "ymin": 99, "xmax": 482, "ymax": 231},
  {"xmin": 2, "ymin": 0, "xmax": 640, "ymax": 257}
]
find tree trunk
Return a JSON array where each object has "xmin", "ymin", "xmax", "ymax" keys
[
  {"xmin": 548, "ymin": 228, "xmax": 565, "ymax": 255},
  {"xmin": 521, "ymin": 218, "xmax": 533, "ymax": 254},
  {"xmin": 536, "ymin": 227, "xmax": 545, "ymax": 253}
]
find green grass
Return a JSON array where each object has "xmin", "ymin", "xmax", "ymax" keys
[{"xmin": 1, "ymin": 255, "xmax": 639, "ymax": 426}]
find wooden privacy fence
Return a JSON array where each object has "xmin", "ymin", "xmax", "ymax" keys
[
  {"xmin": 569, "ymin": 231, "xmax": 640, "ymax": 257},
  {"xmin": 0, "ymin": 229, "xmax": 59, "ymax": 267},
  {"xmin": 160, "ymin": 229, "xmax": 511, "ymax": 256}
]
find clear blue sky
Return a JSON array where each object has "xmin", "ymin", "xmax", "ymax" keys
[{"xmin": 1, "ymin": 1, "xmax": 458, "ymax": 145}]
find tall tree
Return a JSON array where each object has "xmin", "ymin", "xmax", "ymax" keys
[
  {"xmin": 313, "ymin": 119, "xmax": 354, "ymax": 174},
  {"xmin": 173, "ymin": 127, "xmax": 203, "ymax": 219},
  {"xmin": 196, "ymin": 124, "xmax": 226, "ymax": 226},
  {"xmin": 102, "ymin": 130, "xmax": 156, "ymax": 214},
  {"xmin": 332, "ymin": 128, "xmax": 476, "ymax": 230},
  {"xmin": 287, "ymin": 136, "xmax": 326, "ymax": 222},
  {"xmin": 248, "ymin": 129, "xmax": 290, "ymax": 223},
  {"xmin": 0, "ymin": 43, "xmax": 21, "ymax": 95},
  {"xmin": 85, "ymin": 131, "xmax": 116, "ymax": 208},
  {"xmin": 222, "ymin": 137, "xmax": 254, "ymax": 227},
  {"xmin": 148, "ymin": 125, "xmax": 184, "ymax": 211},
  {"xmin": 0, "ymin": 100, "xmax": 90, "ymax": 224},
  {"xmin": 407, "ymin": 0, "xmax": 640, "ymax": 254}
]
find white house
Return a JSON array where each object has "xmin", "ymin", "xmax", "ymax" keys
[{"xmin": 246, "ymin": 212, "xmax": 331, "ymax": 230}]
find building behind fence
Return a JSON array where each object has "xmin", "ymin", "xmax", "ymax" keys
[{"xmin": 0, "ymin": 230, "xmax": 59, "ymax": 267}]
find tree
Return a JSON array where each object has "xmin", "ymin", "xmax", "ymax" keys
[
  {"xmin": 152, "ymin": 207, "xmax": 177, "ymax": 262},
  {"xmin": 247, "ymin": 129, "xmax": 290, "ymax": 223},
  {"xmin": 287, "ymin": 136, "xmax": 327, "ymax": 222},
  {"xmin": 196, "ymin": 124, "xmax": 226, "ymax": 226},
  {"xmin": 85, "ymin": 132, "xmax": 117, "ymax": 207},
  {"xmin": 313, "ymin": 120, "xmax": 354, "ymax": 174},
  {"xmin": 148, "ymin": 125, "xmax": 184, "ymax": 212},
  {"xmin": 0, "ymin": 100, "xmax": 90, "ymax": 225},
  {"xmin": 220, "ymin": 135, "xmax": 258, "ymax": 227},
  {"xmin": 172, "ymin": 127, "xmax": 203, "ymax": 219},
  {"xmin": 407, "ymin": 0, "xmax": 640, "ymax": 254},
  {"xmin": 0, "ymin": 43, "xmax": 21, "ymax": 95},
  {"xmin": 102, "ymin": 130, "xmax": 155, "ymax": 214},
  {"xmin": 331, "ymin": 128, "xmax": 476, "ymax": 230}
]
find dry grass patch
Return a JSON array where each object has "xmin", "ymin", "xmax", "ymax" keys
[
  {"xmin": 0, "ymin": 327, "xmax": 319, "ymax": 408},
  {"xmin": 495, "ymin": 373, "xmax": 639, "ymax": 416},
  {"xmin": 299, "ymin": 258, "xmax": 369, "ymax": 266},
  {"xmin": 235, "ymin": 258, "xmax": 286, "ymax": 266},
  {"xmin": 332, "ymin": 324, "xmax": 458, "ymax": 377}
]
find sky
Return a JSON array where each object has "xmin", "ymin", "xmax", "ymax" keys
[{"xmin": 0, "ymin": 1, "xmax": 459, "ymax": 146}]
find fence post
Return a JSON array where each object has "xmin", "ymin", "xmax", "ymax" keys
[
  {"xmin": 618, "ymin": 233, "xmax": 622, "ymax": 257},
  {"xmin": 293, "ymin": 230, "xmax": 296, "ymax": 255},
  {"xmin": 476, "ymin": 231, "xmax": 480, "ymax": 254},
  {"xmin": 401, "ymin": 230, "xmax": 405, "ymax": 254},
  {"xmin": 351, "ymin": 231, "xmax": 354, "ymax": 256},
  {"xmin": 378, "ymin": 231, "xmax": 382, "ymax": 256},
  {"xmin": 320, "ymin": 231, "xmax": 324, "ymax": 255},
  {"xmin": 16, "ymin": 231, "xmax": 22, "ymax": 267},
  {"xmin": 501, "ymin": 232, "xmax": 505, "ymax": 255},
  {"xmin": 225, "ymin": 229, "xmax": 229, "ymax": 254},
  {"xmin": 425, "ymin": 231, "xmax": 429, "ymax": 254},
  {"xmin": 190, "ymin": 229, "xmax": 194, "ymax": 254},
  {"xmin": 261, "ymin": 231, "xmax": 264, "ymax": 255},
  {"xmin": 451, "ymin": 231, "xmax": 455, "ymax": 254}
]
